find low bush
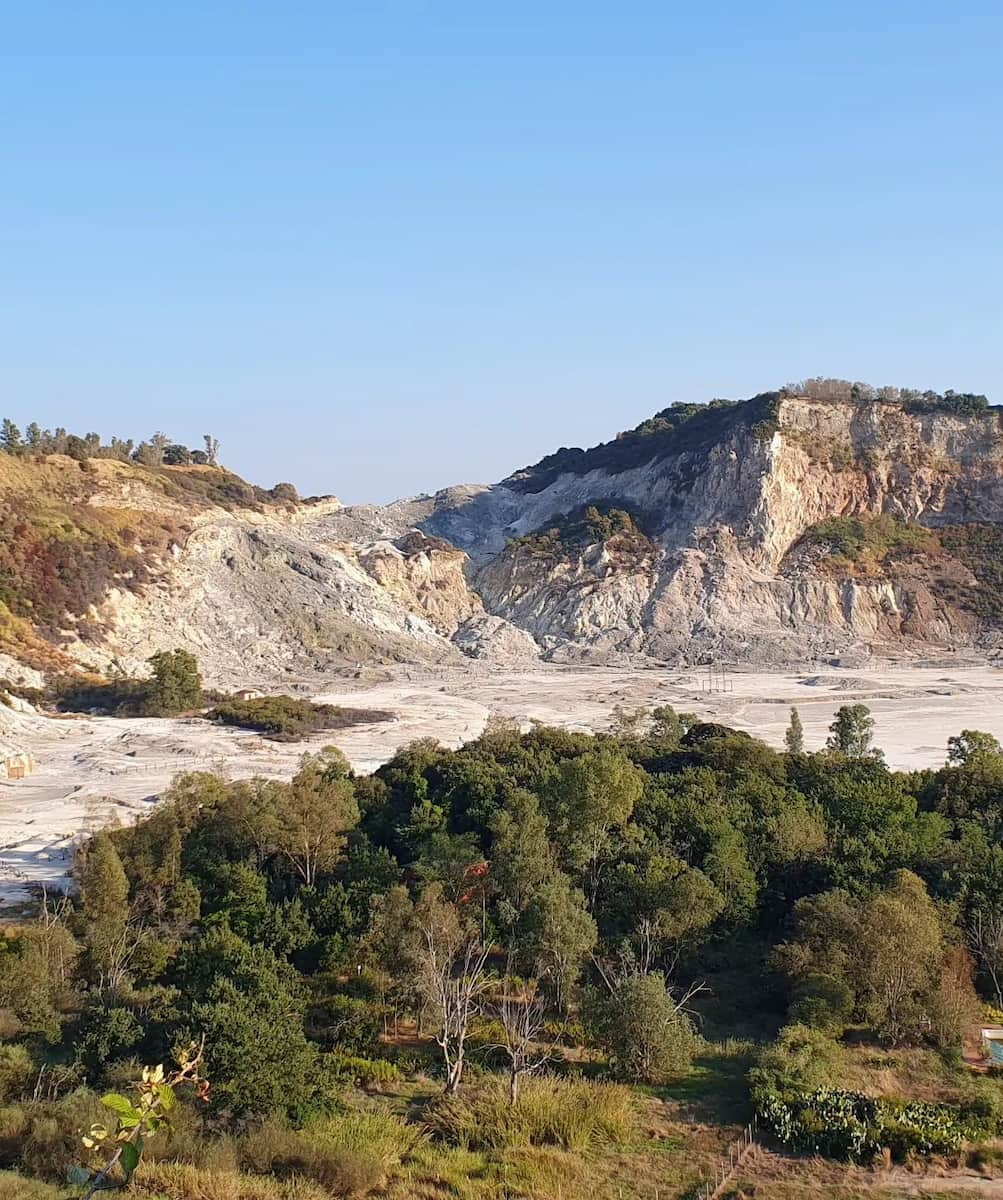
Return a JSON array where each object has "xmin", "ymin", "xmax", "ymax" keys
[
  {"xmin": 206, "ymin": 696, "xmax": 392, "ymax": 741},
  {"xmin": 423, "ymin": 1075, "xmax": 634, "ymax": 1151},
  {"xmin": 310, "ymin": 994, "xmax": 384, "ymax": 1053},
  {"xmin": 240, "ymin": 1110, "xmax": 419, "ymax": 1195},
  {"xmin": 756, "ymin": 1086, "xmax": 998, "ymax": 1162},
  {"xmin": 329, "ymin": 1053, "xmax": 401, "ymax": 1089},
  {"xmin": 748, "ymin": 1023, "xmax": 845, "ymax": 1098},
  {"xmin": 0, "ymin": 1091, "xmax": 106, "ymax": 1180},
  {"xmin": 133, "ymin": 1159, "xmax": 331, "ymax": 1199},
  {"xmin": 0, "ymin": 1044, "xmax": 33, "ymax": 1105}
]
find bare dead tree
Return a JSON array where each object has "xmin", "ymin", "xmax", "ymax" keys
[
  {"xmin": 97, "ymin": 924, "xmax": 146, "ymax": 996},
  {"xmin": 489, "ymin": 960, "xmax": 563, "ymax": 1106},
  {"xmin": 968, "ymin": 907, "xmax": 1003, "ymax": 1008},
  {"xmin": 415, "ymin": 886, "xmax": 490, "ymax": 1095}
]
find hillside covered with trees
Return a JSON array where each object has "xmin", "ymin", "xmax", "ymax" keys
[{"xmin": 5, "ymin": 705, "xmax": 1003, "ymax": 1196}]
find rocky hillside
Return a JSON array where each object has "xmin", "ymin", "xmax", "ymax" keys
[
  {"xmin": 4, "ymin": 381, "xmax": 1003, "ymax": 684},
  {"xmin": 423, "ymin": 383, "xmax": 1003, "ymax": 665},
  {"xmin": 0, "ymin": 450, "xmax": 539, "ymax": 687}
]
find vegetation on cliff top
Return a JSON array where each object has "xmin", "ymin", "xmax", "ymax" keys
[
  {"xmin": 0, "ymin": 427, "xmax": 302, "ymax": 667},
  {"xmin": 506, "ymin": 392, "xmax": 781, "ymax": 493},
  {"xmin": 507, "ymin": 380, "xmax": 996, "ymax": 495}
]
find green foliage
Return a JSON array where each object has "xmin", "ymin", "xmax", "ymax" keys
[
  {"xmin": 584, "ymin": 971, "xmax": 698, "ymax": 1083},
  {"xmin": 74, "ymin": 831, "xmax": 129, "ymax": 981},
  {"xmin": 176, "ymin": 929, "xmax": 323, "ymax": 1119},
  {"xmin": 939, "ymin": 523, "xmax": 1003, "ymax": 624},
  {"xmin": 508, "ymin": 503, "xmax": 655, "ymax": 561},
  {"xmin": 507, "ymin": 392, "xmax": 780, "ymax": 493},
  {"xmin": 747, "ymin": 1023, "xmax": 845, "ymax": 1099},
  {"xmin": 0, "ymin": 1044, "xmax": 33, "ymax": 1105},
  {"xmin": 785, "ymin": 706, "xmax": 805, "ymax": 755},
  {"xmin": 328, "ymin": 1053, "xmax": 401, "ymax": 1087},
  {"xmin": 239, "ymin": 1109, "xmax": 418, "ymax": 1194},
  {"xmin": 145, "ymin": 648, "xmax": 203, "ymax": 715},
  {"xmin": 57, "ymin": 649, "xmax": 202, "ymax": 717},
  {"xmin": 312, "ymin": 994, "xmax": 384, "ymax": 1054},
  {"xmin": 757, "ymin": 1086, "xmax": 996, "ymax": 1161},
  {"xmin": 207, "ymin": 694, "xmax": 391, "ymax": 740},
  {"xmin": 73, "ymin": 1053, "xmax": 204, "ymax": 1193},
  {"xmin": 805, "ymin": 513, "xmax": 933, "ymax": 562},
  {"xmin": 776, "ymin": 871, "xmax": 966, "ymax": 1046},
  {"xmin": 13, "ymin": 701, "xmax": 1003, "ymax": 1188},
  {"xmin": 826, "ymin": 703, "xmax": 878, "ymax": 759}
]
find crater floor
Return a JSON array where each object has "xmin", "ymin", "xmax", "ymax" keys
[{"xmin": 4, "ymin": 660, "xmax": 1002, "ymax": 903}]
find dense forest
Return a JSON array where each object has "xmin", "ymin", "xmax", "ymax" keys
[{"xmin": 5, "ymin": 701, "xmax": 1003, "ymax": 1197}]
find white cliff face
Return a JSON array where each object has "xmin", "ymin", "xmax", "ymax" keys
[
  {"xmin": 424, "ymin": 397, "xmax": 1003, "ymax": 665},
  {"xmin": 78, "ymin": 504, "xmax": 537, "ymax": 687},
  {"xmin": 21, "ymin": 394, "xmax": 1003, "ymax": 683}
]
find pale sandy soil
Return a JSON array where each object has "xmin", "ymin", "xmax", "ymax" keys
[{"xmin": 3, "ymin": 661, "xmax": 1003, "ymax": 903}]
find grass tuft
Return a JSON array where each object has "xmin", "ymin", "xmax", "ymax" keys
[{"xmin": 424, "ymin": 1075, "xmax": 635, "ymax": 1151}]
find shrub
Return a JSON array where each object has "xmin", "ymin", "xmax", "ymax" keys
[
  {"xmin": 748, "ymin": 1024, "xmax": 845, "ymax": 1099},
  {"xmin": 788, "ymin": 972, "xmax": 854, "ymax": 1032},
  {"xmin": 5, "ymin": 1092, "xmax": 106, "ymax": 1180},
  {"xmin": 239, "ymin": 1110, "xmax": 418, "ymax": 1194},
  {"xmin": 132, "ymin": 1160, "xmax": 331, "ymax": 1199},
  {"xmin": 583, "ymin": 971, "xmax": 698, "ymax": 1083},
  {"xmin": 508, "ymin": 503, "xmax": 655, "ymax": 562},
  {"xmin": 0, "ymin": 1045, "xmax": 33, "ymax": 1105},
  {"xmin": 207, "ymin": 695, "xmax": 391, "ymax": 741},
  {"xmin": 310, "ymin": 994, "xmax": 383, "ymax": 1053},
  {"xmin": 328, "ymin": 1054, "xmax": 401, "ymax": 1089},
  {"xmin": 424, "ymin": 1075, "xmax": 634, "ymax": 1151},
  {"xmin": 803, "ymin": 514, "xmax": 933, "ymax": 563},
  {"xmin": 0, "ymin": 1173, "xmax": 62, "ymax": 1200},
  {"xmin": 756, "ymin": 1087, "xmax": 998, "ymax": 1162}
]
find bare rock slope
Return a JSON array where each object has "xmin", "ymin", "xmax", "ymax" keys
[
  {"xmin": 6, "ymin": 383, "xmax": 1003, "ymax": 686},
  {"xmin": 422, "ymin": 387, "xmax": 1003, "ymax": 665}
]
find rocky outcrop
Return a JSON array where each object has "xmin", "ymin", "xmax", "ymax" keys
[
  {"xmin": 422, "ymin": 393, "xmax": 1003, "ymax": 665},
  {"xmin": 73, "ymin": 505, "xmax": 536, "ymax": 687},
  {"xmin": 9, "ymin": 388, "xmax": 1003, "ymax": 681}
]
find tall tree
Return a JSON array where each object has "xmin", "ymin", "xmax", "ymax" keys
[
  {"xmin": 550, "ymin": 749, "xmax": 643, "ymax": 904},
  {"xmin": 785, "ymin": 707, "xmax": 805, "ymax": 755},
  {"xmin": 488, "ymin": 788, "xmax": 553, "ymax": 925},
  {"xmin": 145, "ymin": 649, "xmax": 203, "ymax": 715},
  {"xmin": 274, "ymin": 750, "xmax": 359, "ymax": 887},
  {"xmin": 827, "ymin": 704, "xmax": 877, "ymax": 759},
  {"xmin": 0, "ymin": 419, "xmax": 22, "ymax": 453},
  {"xmin": 521, "ymin": 875, "xmax": 596, "ymax": 1011},
  {"xmin": 76, "ymin": 832, "xmax": 130, "ymax": 984}
]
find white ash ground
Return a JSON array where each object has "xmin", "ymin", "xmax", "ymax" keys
[{"xmin": 3, "ymin": 662, "xmax": 1003, "ymax": 904}]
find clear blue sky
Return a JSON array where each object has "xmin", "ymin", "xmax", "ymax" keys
[{"xmin": 3, "ymin": 3, "xmax": 1001, "ymax": 502}]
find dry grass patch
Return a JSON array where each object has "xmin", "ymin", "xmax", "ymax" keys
[
  {"xmin": 134, "ymin": 1161, "xmax": 330, "ymax": 1200},
  {"xmin": 239, "ymin": 1108, "xmax": 422, "ymax": 1196},
  {"xmin": 0, "ymin": 1171, "xmax": 63, "ymax": 1200},
  {"xmin": 424, "ymin": 1076, "xmax": 635, "ymax": 1151}
]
